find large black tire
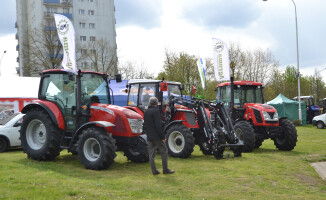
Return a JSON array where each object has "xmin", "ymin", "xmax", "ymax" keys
[
  {"xmin": 199, "ymin": 141, "xmax": 213, "ymax": 155},
  {"xmin": 234, "ymin": 121, "xmax": 255, "ymax": 152},
  {"xmin": 273, "ymin": 119, "xmax": 298, "ymax": 151},
  {"xmin": 77, "ymin": 127, "xmax": 117, "ymax": 170},
  {"xmin": 166, "ymin": 124, "xmax": 195, "ymax": 158},
  {"xmin": 213, "ymin": 130, "xmax": 226, "ymax": 159},
  {"xmin": 124, "ymin": 136, "xmax": 149, "ymax": 163},
  {"xmin": 317, "ymin": 121, "xmax": 325, "ymax": 129},
  {"xmin": 254, "ymin": 138, "xmax": 264, "ymax": 149},
  {"xmin": 0, "ymin": 137, "xmax": 8, "ymax": 152},
  {"xmin": 20, "ymin": 108, "xmax": 61, "ymax": 160}
]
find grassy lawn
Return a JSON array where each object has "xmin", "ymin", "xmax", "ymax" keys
[{"xmin": 1, "ymin": 125, "xmax": 326, "ymax": 199}]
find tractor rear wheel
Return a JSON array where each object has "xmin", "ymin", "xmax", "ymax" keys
[
  {"xmin": 77, "ymin": 127, "xmax": 117, "ymax": 170},
  {"xmin": 124, "ymin": 136, "xmax": 149, "ymax": 163},
  {"xmin": 166, "ymin": 124, "xmax": 195, "ymax": 158},
  {"xmin": 234, "ymin": 121, "xmax": 255, "ymax": 152},
  {"xmin": 20, "ymin": 108, "xmax": 61, "ymax": 160},
  {"xmin": 273, "ymin": 119, "xmax": 297, "ymax": 151}
]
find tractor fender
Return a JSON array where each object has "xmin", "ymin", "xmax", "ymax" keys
[
  {"xmin": 72, "ymin": 121, "xmax": 115, "ymax": 143},
  {"xmin": 163, "ymin": 120, "xmax": 184, "ymax": 133},
  {"xmin": 21, "ymin": 102, "xmax": 64, "ymax": 129}
]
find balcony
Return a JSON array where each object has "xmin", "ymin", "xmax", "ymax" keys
[
  {"xmin": 15, "ymin": 22, "xmax": 18, "ymax": 28},
  {"xmin": 44, "ymin": 0, "xmax": 72, "ymax": 6},
  {"xmin": 47, "ymin": 54, "xmax": 63, "ymax": 58},
  {"xmin": 15, "ymin": 33, "xmax": 19, "ymax": 40},
  {"xmin": 44, "ymin": 0, "xmax": 60, "ymax": 4},
  {"xmin": 16, "ymin": 44, "xmax": 19, "ymax": 51},
  {"xmin": 16, "ymin": 57, "xmax": 19, "ymax": 62},
  {"xmin": 44, "ymin": 12, "xmax": 72, "ymax": 19}
]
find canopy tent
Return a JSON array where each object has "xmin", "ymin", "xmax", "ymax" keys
[
  {"xmin": 0, "ymin": 76, "xmax": 40, "ymax": 113},
  {"xmin": 267, "ymin": 93, "xmax": 307, "ymax": 125}
]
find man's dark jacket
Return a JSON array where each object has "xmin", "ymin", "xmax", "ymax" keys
[{"xmin": 144, "ymin": 105, "xmax": 165, "ymax": 141}]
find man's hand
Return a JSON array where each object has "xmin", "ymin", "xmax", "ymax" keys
[{"xmin": 162, "ymin": 139, "xmax": 166, "ymax": 143}]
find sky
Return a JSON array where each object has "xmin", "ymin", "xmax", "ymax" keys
[{"xmin": 1, "ymin": 0, "xmax": 326, "ymax": 81}]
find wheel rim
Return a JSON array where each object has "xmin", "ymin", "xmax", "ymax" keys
[
  {"xmin": 26, "ymin": 119, "xmax": 47, "ymax": 150},
  {"xmin": 235, "ymin": 128, "xmax": 244, "ymax": 141},
  {"xmin": 83, "ymin": 138, "xmax": 101, "ymax": 162},
  {"xmin": 168, "ymin": 131, "xmax": 185, "ymax": 153}
]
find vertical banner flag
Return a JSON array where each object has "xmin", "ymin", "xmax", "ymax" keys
[
  {"xmin": 212, "ymin": 38, "xmax": 230, "ymax": 81},
  {"xmin": 196, "ymin": 58, "xmax": 206, "ymax": 89},
  {"xmin": 54, "ymin": 14, "xmax": 76, "ymax": 72}
]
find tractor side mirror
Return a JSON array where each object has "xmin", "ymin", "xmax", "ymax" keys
[
  {"xmin": 115, "ymin": 74, "xmax": 122, "ymax": 83},
  {"xmin": 161, "ymin": 82, "xmax": 168, "ymax": 92}
]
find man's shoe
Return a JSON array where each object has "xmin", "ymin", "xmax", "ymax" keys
[
  {"xmin": 153, "ymin": 170, "xmax": 160, "ymax": 175},
  {"xmin": 163, "ymin": 169, "xmax": 175, "ymax": 174}
]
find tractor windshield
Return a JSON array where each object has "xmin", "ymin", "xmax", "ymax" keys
[
  {"xmin": 217, "ymin": 85, "xmax": 264, "ymax": 107},
  {"xmin": 162, "ymin": 84, "xmax": 182, "ymax": 105},
  {"xmin": 81, "ymin": 73, "xmax": 109, "ymax": 104}
]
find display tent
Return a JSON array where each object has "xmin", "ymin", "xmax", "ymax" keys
[
  {"xmin": 0, "ymin": 76, "xmax": 40, "ymax": 113},
  {"xmin": 267, "ymin": 93, "xmax": 307, "ymax": 125}
]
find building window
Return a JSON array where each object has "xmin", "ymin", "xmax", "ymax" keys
[
  {"xmin": 80, "ymin": 36, "xmax": 86, "ymax": 41},
  {"xmin": 90, "ymin": 36, "xmax": 96, "ymax": 41},
  {"xmin": 79, "ymin": 9, "xmax": 85, "ymax": 15},
  {"xmin": 79, "ymin": 23, "xmax": 85, "ymax": 28},
  {"xmin": 63, "ymin": 8, "xmax": 69, "ymax": 14},
  {"xmin": 88, "ymin": 10, "xmax": 94, "ymax": 15},
  {"xmin": 81, "ymin": 49, "xmax": 87, "ymax": 55},
  {"xmin": 89, "ymin": 23, "xmax": 95, "ymax": 29},
  {"xmin": 88, "ymin": 0, "xmax": 94, "ymax": 2},
  {"xmin": 47, "ymin": 7, "xmax": 57, "ymax": 13},
  {"xmin": 90, "ymin": 50, "xmax": 96, "ymax": 55}
]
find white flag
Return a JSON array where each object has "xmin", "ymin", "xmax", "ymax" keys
[
  {"xmin": 196, "ymin": 58, "xmax": 206, "ymax": 89},
  {"xmin": 54, "ymin": 14, "xmax": 76, "ymax": 72},
  {"xmin": 212, "ymin": 38, "xmax": 230, "ymax": 81}
]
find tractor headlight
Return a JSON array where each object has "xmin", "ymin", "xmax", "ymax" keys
[
  {"xmin": 273, "ymin": 111, "xmax": 279, "ymax": 120},
  {"xmin": 262, "ymin": 111, "xmax": 271, "ymax": 120},
  {"xmin": 128, "ymin": 118, "xmax": 143, "ymax": 133}
]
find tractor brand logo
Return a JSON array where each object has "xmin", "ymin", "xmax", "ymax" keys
[
  {"xmin": 57, "ymin": 19, "xmax": 69, "ymax": 35},
  {"xmin": 90, "ymin": 106, "xmax": 115, "ymax": 116},
  {"xmin": 213, "ymin": 41, "xmax": 224, "ymax": 53}
]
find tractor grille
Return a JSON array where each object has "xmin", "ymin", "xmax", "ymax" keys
[
  {"xmin": 268, "ymin": 112, "xmax": 275, "ymax": 119},
  {"xmin": 185, "ymin": 112, "xmax": 196, "ymax": 126},
  {"xmin": 112, "ymin": 114, "xmax": 127, "ymax": 133},
  {"xmin": 253, "ymin": 109, "xmax": 263, "ymax": 123}
]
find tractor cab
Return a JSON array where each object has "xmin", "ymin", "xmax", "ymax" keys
[
  {"xmin": 126, "ymin": 79, "xmax": 183, "ymax": 115},
  {"xmin": 216, "ymin": 80, "xmax": 279, "ymax": 127}
]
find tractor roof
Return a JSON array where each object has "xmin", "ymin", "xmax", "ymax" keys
[
  {"xmin": 217, "ymin": 80, "xmax": 263, "ymax": 87},
  {"xmin": 42, "ymin": 69, "xmax": 107, "ymax": 76},
  {"xmin": 128, "ymin": 79, "xmax": 181, "ymax": 85}
]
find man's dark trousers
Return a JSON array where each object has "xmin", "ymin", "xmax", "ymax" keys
[{"xmin": 148, "ymin": 140, "xmax": 168, "ymax": 174}]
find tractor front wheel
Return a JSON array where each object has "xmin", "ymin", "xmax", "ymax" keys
[
  {"xmin": 234, "ymin": 121, "xmax": 255, "ymax": 152},
  {"xmin": 77, "ymin": 127, "xmax": 117, "ymax": 170},
  {"xmin": 20, "ymin": 109, "xmax": 61, "ymax": 160},
  {"xmin": 166, "ymin": 124, "xmax": 195, "ymax": 158},
  {"xmin": 273, "ymin": 119, "xmax": 298, "ymax": 151},
  {"xmin": 124, "ymin": 136, "xmax": 149, "ymax": 163}
]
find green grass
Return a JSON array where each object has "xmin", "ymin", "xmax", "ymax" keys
[{"xmin": 1, "ymin": 125, "xmax": 326, "ymax": 199}]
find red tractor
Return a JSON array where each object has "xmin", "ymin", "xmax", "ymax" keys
[
  {"xmin": 20, "ymin": 69, "xmax": 148, "ymax": 170},
  {"xmin": 124, "ymin": 79, "xmax": 243, "ymax": 159},
  {"xmin": 216, "ymin": 79, "xmax": 298, "ymax": 152}
]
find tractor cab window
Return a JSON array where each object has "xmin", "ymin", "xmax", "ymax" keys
[
  {"xmin": 217, "ymin": 86, "xmax": 231, "ymax": 106},
  {"xmin": 140, "ymin": 84, "xmax": 156, "ymax": 106},
  {"xmin": 41, "ymin": 73, "xmax": 76, "ymax": 109},
  {"xmin": 234, "ymin": 85, "xmax": 263, "ymax": 106},
  {"xmin": 128, "ymin": 84, "xmax": 139, "ymax": 106},
  {"xmin": 162, "ymin": 84, "xmax": 182, "ymax": 105},
  {"xmin": 80, "ymin": 73, "xmax": 109, "ymax": 105}
]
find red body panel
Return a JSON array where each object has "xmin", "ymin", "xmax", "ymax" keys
[
  {"xmin": 217, "ymin": 80, "xmax": 263, "ymax": 87},
  {"xmin": 124, "ymin": 106, "xmax": 144, "ymax": 118},
  {"xmin": 90, "ymin": 103, "xmax": 143, "ymax": 137},
  {"xmin": 243, "ymin": 103, "xmax": 279, "ymax": 126}
]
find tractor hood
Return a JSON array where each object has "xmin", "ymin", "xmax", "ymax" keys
[
  {"xmin": 90, "ymin": 103, "xmax": 143, "ymax": 120},
  {"xmin": 244, "ymin": 103, "xmax": 277, "ymax": 112}
]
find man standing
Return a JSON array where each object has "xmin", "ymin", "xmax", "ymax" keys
[{"xmin": 144, "ymin": 97, "xmax": 175, "ymax": 175}]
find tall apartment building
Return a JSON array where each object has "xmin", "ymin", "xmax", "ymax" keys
[{"xmin": 16, "ymin": 0, "xmax": 117, "ymax": 76}]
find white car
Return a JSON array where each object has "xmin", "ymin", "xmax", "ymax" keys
[
  {"xmin": 312, "ymin": 113, "xmax": 326, "ymax": 129},
  {"xmin": 0, "ymin": 113, "xmax": 24, "ymax": 152}
]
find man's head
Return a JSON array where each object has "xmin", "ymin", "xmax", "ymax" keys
[{"xmin": 149, "ymin": 97, "xmax": 158, "ymax": 106}]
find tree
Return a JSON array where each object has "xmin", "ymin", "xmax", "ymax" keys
[
  {"xmin": 79, "ymin": 39, "xmax": 118, "ymax": 75},
  {"xmin": 23, "ymin": 28, "xmax": 63, "ymax": 76},
  {"xmin": 118, "ymin": 60, "xmax": 154, "ymax": 80}
]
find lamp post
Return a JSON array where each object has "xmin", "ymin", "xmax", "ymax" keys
[
  {"xmin": 263, "ymin": 0, "xmax": 302, "ymax": 124},
  {"xmin": 0, "ymin": 50, "xmax": 7, "ymax": 76}
]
